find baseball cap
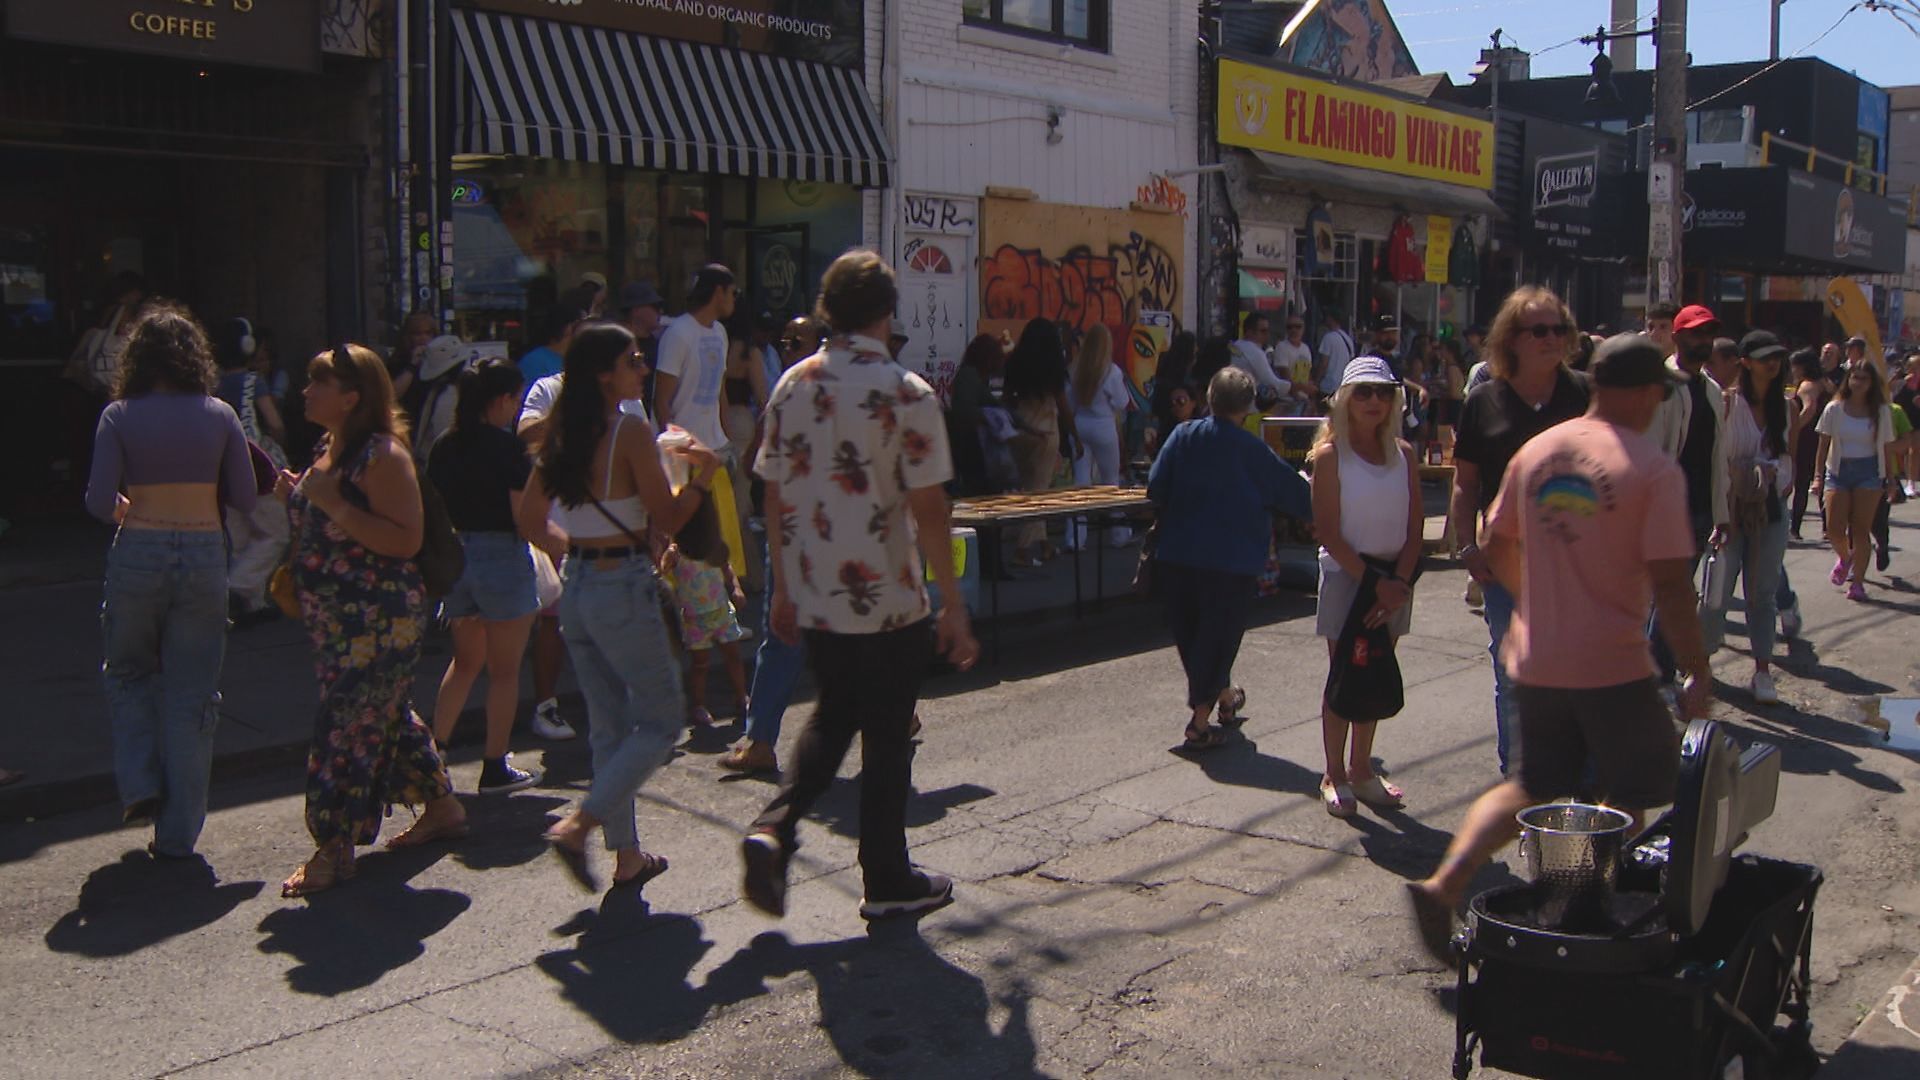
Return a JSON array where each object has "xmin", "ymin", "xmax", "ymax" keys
[
  {"xmin": 1739, "ymin": 330, "xmax": 1788, "ymax": 363},
  {"xmin": 1672, "ymin": 305, "xmax": 1720, "ymax": 333},
  {"xmin": 418, "ymin": 335, "xmax": 470, "ymax": 381},
  {"xmin": 1590, "ymin": 333, "xmax": 1675, "ymax": 388},
  {"xmin": 617, "ymin": 280, "xmax": 664, "ymax": 312},
  {"xmin": 1340, "ymin": 356, "xmax": 1399, "ymax": 387},
  {"xmin": 690, "ymin": 263, "xmax": 736, "ymax": 293},
  {"xmin": 1375, "ymin": 315, "xmax": 1399, "ymax": 333}
]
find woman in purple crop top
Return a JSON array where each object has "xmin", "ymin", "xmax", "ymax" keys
[{"xmin": 85, "ymin": 304, "xmax": 256, "ymax": 860}]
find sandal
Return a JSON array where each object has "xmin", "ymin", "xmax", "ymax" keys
[
  {"xmin": 1180, "ymin": 722, "xmax": 1229, "ymax": 752},
  {"xmin": 719, "ymin": 742, "xmax": 779, "ymax": 774},
  {"xmin": 1217, "ymin": 687, "xmax": 1249, "ymax": 727},
  {"xmin": 1321, "ymin": 778, "xmax": 1357, "ymax": 818},
  {"xmin": 1351, "ymin": 775, "xmax": 1405, "ymax": 810},
  {"xmin": 609, "ymin": 851, "xmax": 670, "ymax": 892},
  {"xmin": 384, "ymin": 814, "xmax": 470, "ymax": 850},
  {"xmin": 281, "ymin": 844, "xmax": 356, "ymax": 898}
]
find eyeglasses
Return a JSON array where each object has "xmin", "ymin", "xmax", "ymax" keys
[
  {"xmin": 779, "ymin": 337, "xmax": 812, "ymax": 350},
  {"xmin": 1349, "ymin": 383, "xmax": 1396, "ymax": 400},
  {"xmin": 1521, "ymin": 323, "xmax": 1573, "ymax": 339}
]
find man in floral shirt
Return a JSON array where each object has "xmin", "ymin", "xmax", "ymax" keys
[{"xmin": 741, "ymin": 249, "xmax": 979, "ymax": 920}]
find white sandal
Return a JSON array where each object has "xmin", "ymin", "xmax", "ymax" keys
[
  {"xmin": 1351, "ymin": 775, "xmax": 1406, "ymax": 810},
  {"xmin": 1321, "ymin": 778, "xmax": 1357, "ymax": 818}
]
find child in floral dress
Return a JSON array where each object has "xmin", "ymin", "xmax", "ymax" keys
[{"xmin": 662, "ymin": 492, "xmax": 750, "ymax": 726}]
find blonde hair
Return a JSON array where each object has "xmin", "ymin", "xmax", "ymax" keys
[
  {"xmin": 1484, "ymin": 285, "xmax": 1578, "ymax": 380},
  {"xmin": 1314, "ymin": 382, "xmax": 1407, "ymax": 469},
  {"xmin": 1071, "ymin": 323, "xmax": 1115, "ymax": 409}
]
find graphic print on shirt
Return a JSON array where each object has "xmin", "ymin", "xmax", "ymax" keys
[{"xmin": 1527, "ymin": 446, "xmax": 1619, "ymax": 545}]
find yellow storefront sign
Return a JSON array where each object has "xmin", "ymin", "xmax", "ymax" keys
[{"xmin": 1218, "ymin": 59, "xmax": 1494, "ymax": 191}]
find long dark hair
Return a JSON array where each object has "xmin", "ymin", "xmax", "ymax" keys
[
  {"xmin": 1001, "ymin": 318, "xmax": 1067, "ymax": 403},
  {"xmin": 1151, "ymin": 331, "xmax": 1196, "ymax": 431},
  {"xmin": 959, "ymin": 333, "xmax": 1003, "ymax": 374},
  {"xmin": 1737, "ymin": 355, "xmax": 1789, "ymax": 459},
  {"xmin": 117, "ymin": 303, "xmax": 216, "ymax": 399},
  {"xmin": 674, "ymin": 489, "xmax": 727, "ymax": 567},
  {"xmin": 307, "ymin": 343, "xmax": 410, "ymax": 470},
  {"xmin": 1838, "ymin": 361, "xmax": 1890, "ymax": 439},
  {"xmin": 453, "ymin": 358, "xmax": 525, "ymax": 433},
  {"xmin": 1191, "ymin": 335, "xmax": 1233, "ymax": 390},
  {"xmin": 538, "ymin": 322, "xmax": 632, "ymax": 508}
]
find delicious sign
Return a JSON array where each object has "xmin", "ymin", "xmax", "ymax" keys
[
  {"xmin": 5, "ymin": 0, "xmax": 320, "ymax": 72},
  {"xmin": 1218, "ymin": 58, "xmax": 1493, "ymax": 191}
]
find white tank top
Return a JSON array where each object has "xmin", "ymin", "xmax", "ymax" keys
[
  {"xmin": 1318, "ymin": 440, "xmax": 1410, "ymax": 572},
  {"xmin": 552, "ymin": 412, "xmax": 649, "ymax": 539}
]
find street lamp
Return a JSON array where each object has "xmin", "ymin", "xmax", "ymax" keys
[
  {"xmin": 1584, "ymin": 48, "xmax": 1621, "ymax": 114},
  {"xmin": 1580, "ymin": 2, "xmax": 1689, "ymax": 307}
]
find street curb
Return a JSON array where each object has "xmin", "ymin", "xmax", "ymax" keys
[{"xmin": 1823, "ymin": 953, "xmax": 1920, "ymax": 1076}]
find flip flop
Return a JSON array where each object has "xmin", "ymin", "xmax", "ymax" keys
[
  {"xmin": 1351, "ymin": 775, "xmax": 1406, "ymax": 810},
  {"xmin": 547, "ymin": 833, "xmax": 599, "ymax": 893}
]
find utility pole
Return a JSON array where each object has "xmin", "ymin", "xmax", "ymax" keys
[
  {"xmin": 1770, "ymin": 0, "xmax": 1783, "ymax": 61},
  {"xmin": 1648, "ymin": 0, "xmax": 1688, "ymax": 306}
]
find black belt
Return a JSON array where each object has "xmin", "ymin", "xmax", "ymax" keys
[{"xmin": 568, "ymin": 545, "xmax": 638, "ymax": 561}]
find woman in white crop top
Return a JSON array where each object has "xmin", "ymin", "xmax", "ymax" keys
[
  {"xmin": 1813, "ymin": 362, "xmax": 1898, "ymax": 600},
  {"xmin": 517, "ymin": 323, "xmax": 719, "ymax": 892},
  {"xmin": 1308, "ymin": 357, "xmax": 1424, "ymax": 819}
]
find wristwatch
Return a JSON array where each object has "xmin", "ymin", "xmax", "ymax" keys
[{"xmin": 1457, "ymin": 542, "xmax": 1481, "ymax": 559}]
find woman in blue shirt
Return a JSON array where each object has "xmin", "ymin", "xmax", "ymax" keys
[{"xmin": 1147, "ymin": 367, "xmax": 1311, "ymax": 749}]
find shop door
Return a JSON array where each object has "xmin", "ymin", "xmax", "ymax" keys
[{"xmin": 740, "ymin": 225, "xmax": 810, "ymax": 322}]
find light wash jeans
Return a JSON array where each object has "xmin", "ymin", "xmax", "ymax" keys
[
  {"xmin": 101, "ymin": 528, "xmax": 229, "ymax": 856},
  {"xmin": 558, "ymin": 554, "xmax": 684, "ymax": 851},
  {"xmin": 1482, "ymin": 581, "xmax": 1520, "ymax": 776},
  {"xmin": 744, "ymin": 546, "xmax": 805, "ymax": 745},
  {"xmin": 1701, "ymin": 514, "xmax": 1792, "ymax": 663}
]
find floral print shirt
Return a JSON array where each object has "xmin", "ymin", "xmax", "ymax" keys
[{"xmin": 755, "ymin": 333, "xmax": 953, "ymax": 634}]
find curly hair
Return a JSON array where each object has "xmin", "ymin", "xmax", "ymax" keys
[
  {"xmin": 1484, "ymin": 285, "xmax": 1578, "ymax": 381},
  {"xmin": 116, "ymin": 303, "xmax": 216, "ymax": 399}
]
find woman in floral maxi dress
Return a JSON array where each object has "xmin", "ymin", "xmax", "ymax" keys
[{"xmin": 277, "ymin": 344, "xmax": 467, "ymax": 897}]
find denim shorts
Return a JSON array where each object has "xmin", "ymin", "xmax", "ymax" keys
[
  {"xmin": 1825, "ymin": 455, "xmax": 1882, "ymax": 492},
  {"xmin": 441, "ymin": 531, "xmax": 539, "ymax": 621}
]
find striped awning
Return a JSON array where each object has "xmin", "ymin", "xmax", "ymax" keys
[{"xmin": 451, "ymin": 10, "xmax": 892, "ymax": 187}]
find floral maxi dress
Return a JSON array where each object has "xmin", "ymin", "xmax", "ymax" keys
[{"xmin": 288, "ymin": 438, "xmax": 453, "ymax": 846}]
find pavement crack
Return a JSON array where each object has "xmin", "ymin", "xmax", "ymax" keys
[{"xmin": 406, "ymin": 1000, "xmax": 566, "ymax": 1064}]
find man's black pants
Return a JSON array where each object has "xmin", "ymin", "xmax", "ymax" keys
[
  {"xmin": 751, "ymin": 620, "xmax": 932, "ymax": 899},
  {"xmin": 1157, "ymin": 561, "xmax": 1256, "ymax": 710}
]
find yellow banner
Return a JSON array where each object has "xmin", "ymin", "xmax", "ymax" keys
[
  {"xmin": 1425, "ymin": 216, "xmax": 1451, "ymax": 283},
  {"xmin": 1218, "ymin": 59, "xmax": 1494, "ymax": 191}
]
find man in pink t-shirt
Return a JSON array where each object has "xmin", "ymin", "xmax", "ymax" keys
[{"xmin": 1406, "ymin": 333, "xmax": 1712, "ymax": 964}]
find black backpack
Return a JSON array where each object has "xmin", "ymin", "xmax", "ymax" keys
[{"xmin": 415, "ymin": 472, "xmax": 465, "ymax": 599}]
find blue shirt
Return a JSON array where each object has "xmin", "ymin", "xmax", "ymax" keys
[
  {"xmin": 518, "ymin": 345, "xmax": 564, "ymax": 387},
  {"xmin": 1148, "ymin": 416, "xmax": 1311, "ymax": 577}
]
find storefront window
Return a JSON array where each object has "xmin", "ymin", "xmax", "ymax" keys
[{"xmin": 450, "ymin": 158, "xmax": 608, "ymax": 341}]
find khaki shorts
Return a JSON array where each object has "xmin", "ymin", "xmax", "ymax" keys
[{"xmin": 1514, "ymin": 678, "xmax": 1681, "ymax": 811}]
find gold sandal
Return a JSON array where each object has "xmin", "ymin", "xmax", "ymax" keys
[{"xmin": 281, "ymin": 844, "xmax": 356, "ymax": 898}]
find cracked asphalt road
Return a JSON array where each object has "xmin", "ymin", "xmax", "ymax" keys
[{"xmin": 3, "ymin": 530, "xmax": 1918, "ymax": 1079}]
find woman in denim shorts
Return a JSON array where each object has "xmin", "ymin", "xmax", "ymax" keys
[
  {"xmin": 427, "ymin": 359, "xmax": 544, "ymax": 793},
  {"xmin": 1813, "ymin": 363, "xmax": 1898, "ymax": 601}
]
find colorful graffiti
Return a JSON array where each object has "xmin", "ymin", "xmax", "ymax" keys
[
  {"xmin": 1285, "ymin": 0, "xmax": 1417, "ymax": 82},
  {"xmin": 978, "ymin": 196, "xmax": 1185, "ymax": 398},
  {"xmin": 1135, "ymin": 176, "xmax": 1189, "ymax": 216}
]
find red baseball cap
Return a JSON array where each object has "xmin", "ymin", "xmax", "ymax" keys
[{"xmin": 1673, "ymin": 304, "xmax": 1720, "ymax": 332}]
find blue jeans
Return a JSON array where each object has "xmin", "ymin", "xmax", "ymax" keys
[
  {"xmin": 1701, "ymin": 515, "xmax": 1791, "ymax": 663},
  {"xmin": 558, "ymin": 555, "xmax": 684, "ymax": 851},
  {"xmin": 744, "ymin": 546, "xmax": 805, "ymax": 745},
  {"xmin": 1651, "ymin": 513, "xmax": 1715, "ymax": 684},
  {"xmin": 101, "ymin": 528, "xmax": 229, "ymax": 856},
  {"xmin": 1482, "ymin": 580, "xmax": 1520, "ymax": 776},
  {"xmin": 1776, "ymin": 566, "xmax": 1796, "ymax": 612}
]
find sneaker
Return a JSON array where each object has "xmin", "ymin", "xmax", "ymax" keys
[
  {"xmin": 1831, "ymin": 557, "xmax": 1848, "ymax": 587},
  {"xmin": 1464, "ymin": 579, "xmax": 1484, "ymax": 610},
  {"xmin": 1750, "ymin": 671, "xmax": 1780, "ymax": 705},
  {"xmin": 477, "ymin": 755, "xmax": 537, "ymax": 794},
  {"xmin": 1779, "ymin": 602, "xmax": 1802, "ymax": 640},
  {"xmin": 1906, "ymin": 481, "xmax": 1918, "ymax": 499},
  {"xmin": 530, "ymin": 699, "xmax": 575, "ymax": 741},
  {"xmin": 741, "ymin": 832, "xmax": 789, "ymax": 916},
  {"xmin": 859, "ymin": 872, "xmax": 955, "ymax": 921},
  {"xmin": 1847, "ymin": 581, "xmax": 1868, "ymax": 602}
]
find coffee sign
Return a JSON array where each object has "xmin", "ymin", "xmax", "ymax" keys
[{"xmin": 5, "ymin": 0, "xmax": 321, "ymax": 72}]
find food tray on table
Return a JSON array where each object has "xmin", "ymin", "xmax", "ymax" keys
[{"xmin": 950, "ymin": 486, "xmax": 1154, "ymax": 523}]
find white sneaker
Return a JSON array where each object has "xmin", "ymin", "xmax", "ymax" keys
[
  {"xmin": 530, "ymin": 698, "xmax": 576, "ymax": 740},
  {"xmin": 1779, "ymin": 603, "xmax": 1802, "ymax": 640},
  {"xmin": 1750, "ymin": 671, "xmax": 1780, "ymax": 705}
]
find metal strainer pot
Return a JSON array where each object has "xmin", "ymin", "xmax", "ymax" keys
[{"xmin": 1517, "ymin": 802, "xmax": 1634, "ymax": 929}]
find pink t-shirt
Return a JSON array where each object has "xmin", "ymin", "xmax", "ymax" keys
[{"xmin": 1487, "ymin": 415, "xmax": 1694, "ymax": 689}]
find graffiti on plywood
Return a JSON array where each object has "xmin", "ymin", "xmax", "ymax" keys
[{"xmin": 979, "ymin": 198, "xmax": 1184, "ymax": 399}]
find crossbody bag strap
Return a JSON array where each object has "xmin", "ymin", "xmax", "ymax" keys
[{"xmin": 584, "ymin": 493, "xmax": 649, "ymax": 550}]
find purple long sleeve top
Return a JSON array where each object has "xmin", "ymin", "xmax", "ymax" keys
[{"xmin": 85, "ymin": 393, "xmax": 258, "ymax": 523}]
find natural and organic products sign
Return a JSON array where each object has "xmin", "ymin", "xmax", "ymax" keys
[
  {"xmin": 463, "ymin": 0, "xmax": 863, "ymax": 67},
  {"xmin": 1218, "ymin": 58, "xmax": 1493, "ymax": 191}
]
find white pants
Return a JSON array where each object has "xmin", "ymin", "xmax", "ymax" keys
[
  {"xmin": 225, "ymin": 498, "xmax": 289, "ymax": 610},
  {"xmin": 1065, "ymin": 417, "xmax": 1131, "ymax": 549}
]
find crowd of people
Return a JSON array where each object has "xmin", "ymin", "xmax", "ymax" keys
[{"xmin": 78, "ymin": 239, "xmax": 1918, "ymax": 958}]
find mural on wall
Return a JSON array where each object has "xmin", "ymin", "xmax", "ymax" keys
[
  {"xmin": 1284, "ymin": 0, "xmax": 1418, "ymax": 82},
  {"xmin": 900, "ymin": 195, "xmax": 978, "ymax": 402},
  {"xmin": 979, "ymin": 198, "xmax": 1184, "ymax": 399}
]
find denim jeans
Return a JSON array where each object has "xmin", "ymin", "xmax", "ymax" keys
[
  {"xmin": 101, "ymin": 528, "xmax": 229, "ymax": 855},
  {"xmin": 1776, "ymin": 566, "xmax": 1796, "ymax": 613},
  {"xmin": 744, "ymin": 546, "xmax": 805, "ymax": 745},
  {"xmin": 1651, "ymin": 513, "xmax": 1715, "ymax": 684},
  {"xmin": 1701, "ymin": 514, "xmax": 1791, "ymax": 663},
  {"xmin": 1482, "ymin": 580, "xmax": 1520, "ymax": 776},
  {"xmin": 558, "ymin": 554, "xmax": 685, "ymax": 851}
]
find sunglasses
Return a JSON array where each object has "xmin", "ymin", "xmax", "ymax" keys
[
  {"xmin": 1349, "ymin": 383, "xmax": 1396, "ymax": 400},
  {"xmin": 1521, "ymin": 323, "xmax": 1573, "ymax": 339},
  {"xmin": 779, "ymin": 337, "xmax": 812, "ymax": 350}
]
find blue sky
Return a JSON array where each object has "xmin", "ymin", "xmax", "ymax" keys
[{"xmin": 1399, "ymin": 0, "xmax": 1920, "ymax": 90}]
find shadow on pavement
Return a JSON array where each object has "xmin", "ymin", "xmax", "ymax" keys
[
  {"xmin": 43, "ymin": 849, "xmax": 265, "ymax": 958},
  {"xmin": 255, "ymin": 845, "xmax": 471, "ymax": 996},
  {"xmin": 1717, "ymin": 703, "xmax": 1905, "ymax": 793},
  {"xmin": 704, "ymin": 921, "xmax": 1047, "ymax": 1079},
  {"xmin": 448, "ymin": 792, "xmax": 569, "ymax": 873},
  {"xmin": 1821, "ymin": 1042, "xmax": 1920, "ymax": 1079},
  {"xmin": 537, "ymin": 902, "xmax": 712, "ymax": 1045},
  {"xmin": 1178, "ymin": 732, "xmax": 1322, "ymax": 797},
  {"xmin": 810, "ymin": 778, "xmax": 998, "ymax": 841}
]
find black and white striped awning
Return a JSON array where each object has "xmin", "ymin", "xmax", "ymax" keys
[{"xmin": 451, "ymin": 10, "xmax": 891, "ymax": 187}]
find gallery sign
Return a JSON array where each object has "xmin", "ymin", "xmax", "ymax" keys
[
  {"xmin": 5, "ymin": 0, "xmax": 321, "ymax": 72},
  {"xmin": 1521, "ymin": 117, "xmax": 1622, "ymax": 257},
  {"xmin": 1217, "ymin": 57, "xmax": 1493, "ymax": 191},
  {"xmin": 461, "ymin": 0, "xmax": 863, "ymax": 67}
]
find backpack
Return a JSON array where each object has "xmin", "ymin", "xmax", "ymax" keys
[{"xmin": 415, "ymin": 472, "xmax": 465, "ymax": 599}]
